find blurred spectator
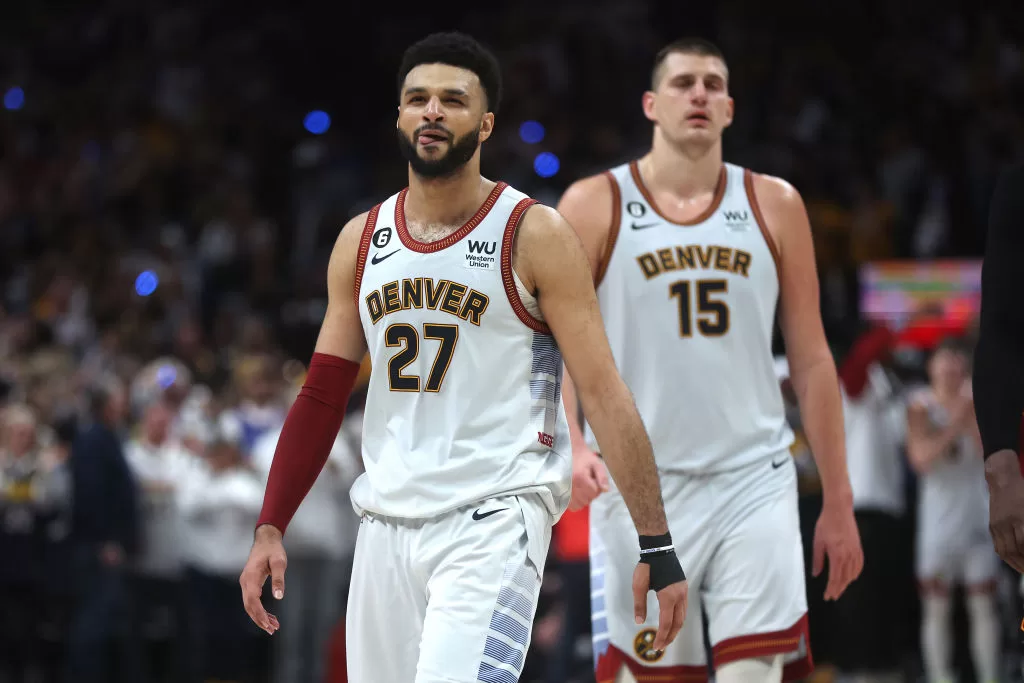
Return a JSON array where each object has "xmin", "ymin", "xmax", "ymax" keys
[
  {"xmin": 66, "ymin": 376, "xmax": 139, "ymax": 683},
  {"xmin": 228, "ymin": 353, "xmax": 286, "ymax": 456},
  {"xmin": 178, "ymin": 413, "xmax": 265, "ymax": 682},
  {"xmin": 124, "ymin": 399, "xmax": 194, "ymax": 683},
  {"xmin": 830, "ymin": 325, "xmax": 916, "ymax": 683},
  {"xmin": 0, "ymin": 404, "xmax": 71, "ymax": 682}
]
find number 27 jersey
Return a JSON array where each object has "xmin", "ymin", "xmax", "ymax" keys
[{"xmin": 351, "ymin": 182, "xmax": 571, "ymax": 520}]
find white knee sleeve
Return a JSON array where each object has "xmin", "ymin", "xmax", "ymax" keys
[{"xmin": 715, "ymin": 655, "xmax": 784, "ymax": 683}]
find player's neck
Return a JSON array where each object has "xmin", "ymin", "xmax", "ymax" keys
[
  {"xmin": 643, "ymin": 135, "xmax": 723, "ymax": 199},
  {"xmin": 405, "ymin": 165, "xmax": 492, "ymax": 227}
]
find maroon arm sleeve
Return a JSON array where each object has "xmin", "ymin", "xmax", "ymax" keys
[
  {"xmin": 838, "ymin": 325, "xmax": 895, "ymax": 399},
  {"xmin": 256, "ymin": 352, "xmax": 360, "ymax": 534}
]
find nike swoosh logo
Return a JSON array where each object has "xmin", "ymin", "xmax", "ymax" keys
[
  {"xmin": 631, "ymin": 222, "xmax": 659, "ymax": 230},
  {"xmin": 472, "ymin": 508, "xmax": 508, "ymax": 521},
  {"xmin": 771, "ymin": 457, "xmax": 788, "ymax": 469},
  {"xmin": 371, "ymin": 249, "xmax": 400, "ymax": 265}
]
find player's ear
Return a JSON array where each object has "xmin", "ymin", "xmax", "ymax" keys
[
  {"xmin": 478, "ymin": 112, "xmax": 494, "ymax": 143},
  {"xmin": 641, "ymin": 91, "xmax": 657, "ymax": 123},
  {"xmin": 723, "ymin": 96, "xmax": 735, "ymax": 129}
]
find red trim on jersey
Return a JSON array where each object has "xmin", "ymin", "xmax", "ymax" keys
[
  {"xmin": 500, "ymin": 198, "xmax": 550, "ymax": 334},
  {"xmin": 593, "ymin": 170, "xmax": 622, "ymax": 288},
  {"xmin": 743, "ymin": 169, "xmax": 782, "ymax": 278},
  {"xmin": 710, "ymin": 613, "xmax": 813, "ymax": 682},
  {"xmin": 394, "ymin": 182, "xmax": 507, "ymax": 253},
  {"xmin": 353, "ymin": 204, "xmax": 382, "ymax": 304},
  {"xmin": 629, "ymin": 159, "xmax": 726, "ymax": 226},
  {"xmin": 595, "ymin": 645, "xmax": 708, "ymax": 683}
]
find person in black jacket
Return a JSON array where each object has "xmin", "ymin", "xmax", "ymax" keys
[
  {"xmin": 973, "ymin": 162, "xmax": 1024, "ymax": 574},
  {"xmin": 65, "ymin": 377, "xmax": 140, "ymax": 683}
]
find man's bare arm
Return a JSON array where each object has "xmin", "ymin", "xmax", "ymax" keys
[
  {"xmin": 555, "ymin": 174, "xmax": 616, "ymax": 452},
  {"xmin": 313, "ymin": 214, "xmax": 372, "ymax": 362},
  {"xmin": 755, "ymin": 174, "xmax": 852, "ymax": 508},
  {"xmin": 515, "ymin": 204, "xmax": 667, "ymax": 535},
  {"xmin": 905, "ymin": 403, "xmax": 960, "ymax": 474}
]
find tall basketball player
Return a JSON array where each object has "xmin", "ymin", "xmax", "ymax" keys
[
  {"xmin": 907, "ymin": 337, "xmax": 1001, "ymax": 683},
  {"xmin": 238, "ymin": 33, "xmax": 687, "ymax": 683},
  {"xmin": 557, "ymin": 38, "xmax": 863, "ymax": 683}
]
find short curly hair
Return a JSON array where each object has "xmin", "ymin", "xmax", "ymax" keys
[{"xmin": 397, "ymin": 32, "xmax": 503, "ymax": 114}]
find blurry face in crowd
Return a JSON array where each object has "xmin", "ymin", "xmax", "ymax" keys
[
  {"xmin": 644, "ymin": 52, "xmax": 734, "ymax": 151},
  {"xmin": 396, "ymin": 64, "xmax": 494, "ymax": 179},
  {"xmin": 3, "ymin": 417, "xmax": 37, "ymax": 457},
  {"xmin": 143, "ymin": 401, "xmax": 173, "ymax": 445},
  {"xmin": 928, "ymin": 347, "xmax": 968, "ymax": 393}
]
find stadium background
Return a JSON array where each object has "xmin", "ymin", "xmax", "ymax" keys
[{"xmin": 0, "ymin": 0, "xmax": 1022, "ymax": 681}]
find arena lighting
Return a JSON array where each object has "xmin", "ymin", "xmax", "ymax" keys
[
  {"xmin": 519, "ymin": 120, "xmax": 545, "ymax": 144},
  {"xmin": 304, "ymin": 110, "xmax": 331, "ymax": 135},
  {"xmin": 4, "ymin": 87, "xmax": 24, "ymax": 111},
  {"xmin": 135, "ymin": 270, "xmax": 159, "ymax": 296},
  {"xmin": 533, "ymin": 152, "xmax": 560, "ymax": 178}
]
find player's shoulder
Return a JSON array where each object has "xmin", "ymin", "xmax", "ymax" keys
[{"xmin": 747, "ymin": 170, "xmax": 804, "ymax": 208}]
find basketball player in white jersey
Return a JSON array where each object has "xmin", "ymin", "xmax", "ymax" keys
[
  {"xmin": 556, "ymin": 38, "xmax": 864, "ymax": 683},
  {"xmin": 238, "ymin": 33, "xmax": 687, "ymax": 683},
  {"xmin": 906, "ymin": 337, "xmax": 1000, "ymax": 683}
]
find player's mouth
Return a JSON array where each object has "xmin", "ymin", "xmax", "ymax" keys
[
  {"xmin": 687, "ymin": 111, "xmax": 711, "ymax": 126},
  {"xmin": 417, "ymin": 129, "xmax": 450, "ymax": 146}
]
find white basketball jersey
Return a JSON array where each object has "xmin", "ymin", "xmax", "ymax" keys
[
  {"xmin": 912, "ymin": 388, "xmax": 988, "ymax": 536},
  {"xmin": 351, "ymin": 182, "xmax": 571, "ymax": 519},
  {"xmin": 584, "ymin": 161, "xmax": 793, "ymax": 473}
]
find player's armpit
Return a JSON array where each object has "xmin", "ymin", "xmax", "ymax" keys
[
  {"xmin": 313, "ymin": 212, "xmax": 372, "ymax": 363},
  {"xmin": 753, "ymin": 173, "xmax": 851, "ymax": 506},
  {"xmin": 515, "ymin": 204, "xmax": 668, "ymax": 536},
  {"xmin": 555, "ymin": 173, "xmax": 617, "ymax": 282}
]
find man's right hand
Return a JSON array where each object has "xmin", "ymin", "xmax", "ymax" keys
[
  {"xmin": 985, "ymin": 449, "xmax": 1024, "ymax": 572},
  {"xmin": 240, "ymin": 524, "xmax": 287, "ymax": 635},
  {"xmin": 569, "ymin": 447, "xmax": 609, "ymax": 511},
  {"xmin": 632, "ymin": 561, "xmax": 688, "ymax": 653}
]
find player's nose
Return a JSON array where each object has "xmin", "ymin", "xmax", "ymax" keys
[{"xmin": 423, "ymin": 96, "xmax": 444, "ymax": 120}]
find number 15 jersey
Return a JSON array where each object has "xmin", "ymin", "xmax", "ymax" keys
[
  {"xmin": 352, "ymin": 182, "xmax": 571, "ymax": 520},
  {"xmin": 583, "ymin": 162, "xmax": 794, "ymax": 474}
]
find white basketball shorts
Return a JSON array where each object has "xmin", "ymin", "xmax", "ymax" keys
[
  {"xmin": 346, "ymin": 492, "xmax": 553, "ymax": 683},
  {"xmin": 589, "ymin": 454, "xmax": 812, "ymax": 683},
  {"xmin": 915, "ymin": 514, "xmax": 1000, "ymax": 588}
]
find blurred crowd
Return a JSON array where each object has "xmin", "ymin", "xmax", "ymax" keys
[{"xmin": 0, "ymin": 1, "xmax": 1022, "ymax": 682}]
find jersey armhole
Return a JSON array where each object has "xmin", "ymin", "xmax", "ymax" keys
[
  {"xmin": 352, "ymin": 203, "xmax": 382, "ymax": 305},
  {"xmin": 743, "ymin": 169, "xmax": 782, "ymax": 279},
  {"xmin": 592, "ymin": 170, "xmax": 622, "ymax": 288},
  {"xmin": 500, "ymin": 198, "xmax": 551, "ymax": 334}
]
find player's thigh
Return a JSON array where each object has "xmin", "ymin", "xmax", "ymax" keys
[
  {"xmin": 590, "ymin": 481, "xmax": 711, "ymax": 674},
  {"xmin": 346, "ymin": 516, "xmax": 425, "ymax": 683},
  {"xmin": 915, "ymin": 522, "xmax": 962, "ymax": 588},
  {"xmin": 414, "ymin": 494, "xmax": 551, "ymax": 683},
  {"xmin": 702, "ymin": 468, "xmax": 809, "ymax": 662},
  {"xmin": 964, "ymin": 535, "xmax": 1001, "ymax": 588}
]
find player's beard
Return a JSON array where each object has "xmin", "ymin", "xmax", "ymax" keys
[{"xmin": 397, "ymin": 123, "xmax": 481, "ymax": 179}]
